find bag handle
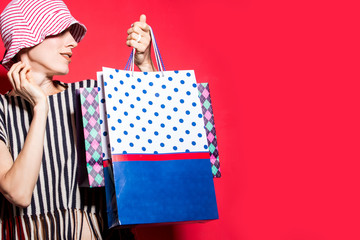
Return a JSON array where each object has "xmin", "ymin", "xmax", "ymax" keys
[{"xmin": 124, "ymin": 26, "xmax": 166, "ymax": 76}]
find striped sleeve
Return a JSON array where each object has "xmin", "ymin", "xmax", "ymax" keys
[{"xmin": 0, "ymin": 96, "xmax": 7, "ymax": 145}]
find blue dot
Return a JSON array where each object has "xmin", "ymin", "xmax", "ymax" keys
[
  {"xmin": 179, "ymin": 118, "xmax": 184, "ymax": 123},
  {"xmin": 108, "ymin": 94, "xmax": 112, "ymax": 98},
  {"xmin": 173, "ymin": 107, "xmax": 178, "ymax": 112},
  {"xmin": 174, "ymin": 70, "xmax": 179, "ymax": 74},
  {"xmin": 107, "ymin": 114, "xmax": 110, "ymax": 119},
  {"xmin": 167, "ymin": 115, "xmax": 171, "ymax": 120},
  {"xmin": 136, "ymin": 97, "xmax": 141, "ymax": 101},
  {"xmin": 137, "ymin": 78, "xmax": 142, "ymax": 82},
  {"xmin": 142, "ymin": 147, "xmax": 146, "ymax": 151},
  {"xmin": 186, "ymin": 110, "xmax": 190, "ymax": 115},
  {"xmin": 102, "ymin": 153, "xmax": 105, "ymax": 157},
  {"xmin": 136, "ymin": 116, "xmax": 141, "ymax": 120},
  {"xmin": 111, "ymin": 126, "xmax": 116, "ymax": 131},
  {"xmin": 143, "ymin": 90, "xmax": 147, "ymax": 94},
  {"xmin": 186, "ymin": 130, "xmax": 190, "ymax": 134},
  {"xmin": 160, "ymin": 123, "xmax": 165, "ymax": 128},
  {"xmin": 142, "ymin": 127, "xmax": 146, "ymax": 132},
  {"xmin": 131, "ymin": 85, "xmax": 136, "ymax": 89},
  {"xmin": 124, "ymin": 111, "xmax": 128, "ymax": 116},
  {"xmin": 204, "ymin": 145, "xmax": 208, "ymax": 149},
  {"xmin": 142, "ymin": 108, "xmax": 147, "ymax": 113},
  {"xmin": 119, "ymin": 99, "xmax": 123, "ymax": 104},
  {"xmin": 173, "ymin": 146, "xmax": 178, "ymax": 150},
  {"xmin": 198, "ymin": 133, "xmax": 202, "ymax": 137},
  {"xmin": 154, "ymin": 112, "xmax": 159, "ymax": 117},
  {"xmin": 144, "ymin": 72, "xmax": 148, "ymax": 75},
  {"xmin": 100, "ymin": 119, "xmax": 103, "ymax": 124},
  {"xmin": 186, "ymin": 91, "xmax": 191, "ymax": 96},
  {"xmin": 180, "ymin": 80, "xmax": 185, "ymax": 84},
  {"xmin": 174, "ymin": 88, "xmax": 179, "ymax": 92},
  {"xmin": 155, "ymin": 93, "xmax": 160, "ymax": 97},
  {"xmin": 192, "ymin": 83, "xmax": 197, "ymax": 88},
  {"xmin": 148, "ymin": 120, "xmax": 153, "ymax": 124},
  {"xmin": 179, "ymin": 138, "xmax": 184, "ymax": 142},
  {"xmin": 126, "ymin": 73, "xmax": 130, "ymax": 78},
  {"xmin": 166, "ymin": 135, "xmax": 171, "ymax": 139},
  {"xmin": 130, "ymin": 123, "xmax": 134, "ymax": 128},
  {"xmin": 173, "ymin": 127, "xmax": 177, "ymax": 131},
  {"xmin": 186, "ymin": 72, "xmax": 191, "ymax": 77},
  {"xmin": 104, "ymin": 82, "xmax": 107, "ymax": 86},
  {"xmin": 114, "ymin": 87, "xmax": 118, "ymax": 91},
  {"xmin": 192, "ymin": 102, "xmax": 197, "ymax": 107},
  {"xmin": 115, "ymin": 69, "xmax": 119, "ymax": 73},
  {"xmin": 192, "ymin": 141, "xmax": 196, "ymax": 146},
  {"xmin": 117, "ymin": 138, "xmax": 121, "ymax": 143},
  {"xmin": 154, "ymin": 151, "xmax": 158, "ymax": 154},
  {"xmin": 113, "ymin": 106, "xmax": 117, "ymax": 111},
  {"xmin": 148, "ymin": 139, "xmax": 152, "ymax": 144},
  {"xmin": 149, "ymin": 82, "xmax": 153, "ymax": 86},
  {"xmin": 180, "ymin": 99, "xmax": 185, "ymax": 104},
  {"xmin": 112, "ymin": 147, "xmax": 114, "ymax": 152},
  {"xmin": 149, "ymin": 101, "xmax": 153, "ymax": 105},
  {"xmin": 136, "ymin": 135, "xmax": 140, "ymax": 139},
  {"xmin": 156, "ymin": 74, "xmax": 160, "ymax": 78},
  {"xmin": 161, "ymin": 104, "xmax": 165, "ymax": 109},
  {"xmin": 185, "ymin": 149, "xmax": 190, "ymax": 153},
  {"xmin": 103, "ymin": 131, "xmax": 108, "ymax": 136},
  {"xmin": 120, "ymin": 80, "xmax": 124, "ymax": 85},
  {"xmin": 123, "ymin": 151, "xmax": 127, "ymax": 154},
  {"xmin": 160, "ymin": 143, "xmax": 165, "ymax": 147},
  {"xmin": 162, "ymin": 85, "xmax": 166, "ymax": 89},
  {"xmin": 110, "ymin": 74, "xmax": 113, "ymax": 79},
  {"xmin": 130, "ymin": 104, "xmax": 135, "ymax": 108},
  {"xmin": 118, "ymin": 119, "xmax": 122, "ymax": 123},
  {"xmin": 154, "ymin": 131, "xmax": 159, "ymax": 136},
  {"xmin": 198, "ymin": 113, "xmax": 203, "ymax": 118},
  {"xmin": 168, "ymin": 77, "xmax": 173, "ymax": 81},
  {"xmin": 167, "ymin": 96, "xmax": 172, "ymax": 100},
  {"xmin": 125, "ymin": 92, "xmax": 129, "ymax": 97},
  {"xmin": 192, "ymin": 122, "xmax": 196, "ymax": 126},
  {"xmin": 130, "ymin": 143, "xmax": 134, "ymax": 147},
  {"xmin": 124, "ymin": 131, "xmax": 128, "ymax": 135},
  {"xmin": 101, "ymin": 98, "xmax": 105, "ymax": 103}
]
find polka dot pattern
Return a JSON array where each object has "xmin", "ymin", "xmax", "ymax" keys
[{"xmin": 101, "ymin": 68, "xmax": 208, "ymax": 154}]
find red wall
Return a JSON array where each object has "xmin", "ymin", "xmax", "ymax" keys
[{"xmin": 1, "ymin": 0, "xmax": 360, "ymax": 239}]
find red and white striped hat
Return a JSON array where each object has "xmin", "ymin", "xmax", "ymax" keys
[{"xmin": 0, "ymin": 0, "xmax": 86, "ymax": 70}]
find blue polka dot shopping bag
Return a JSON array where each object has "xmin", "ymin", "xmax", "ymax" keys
[{"xmin": 98, "ymin": 28, "xmax": 218, "ymax": 227}]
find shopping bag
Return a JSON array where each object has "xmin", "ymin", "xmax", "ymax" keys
[
  {"xmin": 197, "ymin": 83, "xmax": 221, "ymax": 178},
  {"xmin": 76, "ymin": 87, "xmax": 105, "ymax": 187},
  {"xmin": 99, "ymin": 28, "xmax": 218, "ymax": 227}
]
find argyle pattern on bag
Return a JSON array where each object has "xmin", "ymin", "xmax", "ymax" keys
[
  {"xmin": 197, "ymin": 83, "xmax": 221, "ymax": 178},
  {"xmin": 80, "ymin": 88, "xmax": 105, "ymax": 187}
]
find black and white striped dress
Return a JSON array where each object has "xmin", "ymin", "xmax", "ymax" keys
[{"xmin": 0, "ymin": 80, "xmax": 107, "ymax": 239}]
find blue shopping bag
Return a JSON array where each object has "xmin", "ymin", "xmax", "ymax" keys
[{"xmin": 98, "ymin": 28, "xmax": 218, "ymax": 227}]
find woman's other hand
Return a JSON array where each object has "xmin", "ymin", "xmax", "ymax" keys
[
  {"xmin": 7, "ymin": 62, "xmax": 48, "ymax": 112},
  {"xmin": 126, "ymin": 14, "xmax": 156, "ymax": 72}
]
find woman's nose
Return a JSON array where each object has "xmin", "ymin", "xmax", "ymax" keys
[{"xmin": 64, "ymin": 30, "xmax": 78, "ymax": 48}]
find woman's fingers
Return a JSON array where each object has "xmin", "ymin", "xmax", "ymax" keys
[
  {"xmin": 10, "ymin": 62, "xmax": 26, "ymax": 91},
  {"xmin": 19, "ymin": 64, "xmax": 31, "ymax": 89}
]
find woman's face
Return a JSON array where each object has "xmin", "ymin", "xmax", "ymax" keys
[{"xmin": 19, "ymin": 28, "xmax": 78, "ymax": 76}]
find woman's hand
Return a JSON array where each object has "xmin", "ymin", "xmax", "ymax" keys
[
  {"xmin": 7, "ymin": 61, "xmax": 48, "ymax": 111},
  {"xmin": 126, "ymin": 14, "xmax": 156, "ymax": 72}
]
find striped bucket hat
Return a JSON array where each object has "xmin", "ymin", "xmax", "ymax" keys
[{"xmin": 0, "ymin": 0, "xmax": 86, "ymax": 70}]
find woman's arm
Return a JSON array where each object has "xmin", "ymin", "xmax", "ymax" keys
[
  {"xmin": 0, "ymin": 62, "xmax": 48, "ymax": 208},
  {"xmin": 126, "ymin": 14, "xmax": 156, "ymax": 72}
]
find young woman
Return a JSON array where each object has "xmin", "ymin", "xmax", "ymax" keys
[{"xmin": 0, "ymin": 0, "xmax": 154, "ymax": 239}]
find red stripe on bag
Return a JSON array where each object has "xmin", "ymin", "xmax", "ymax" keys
[
  {"xmin": 112, "ymin": 152, "xmax": 210, "ymax": 162},
  {"xmin": 103, "ymin": 160, "xmax": 109, "ymax": 168}
]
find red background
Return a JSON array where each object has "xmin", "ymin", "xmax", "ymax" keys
[{"xmin": 1, "ymin": 0, "xmax": 360, "ymax": 239}]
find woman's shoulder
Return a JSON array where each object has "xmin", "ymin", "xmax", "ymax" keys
[{"xmin": 65, "ymin": 79, "xmax": 98, "ymax": 90}]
